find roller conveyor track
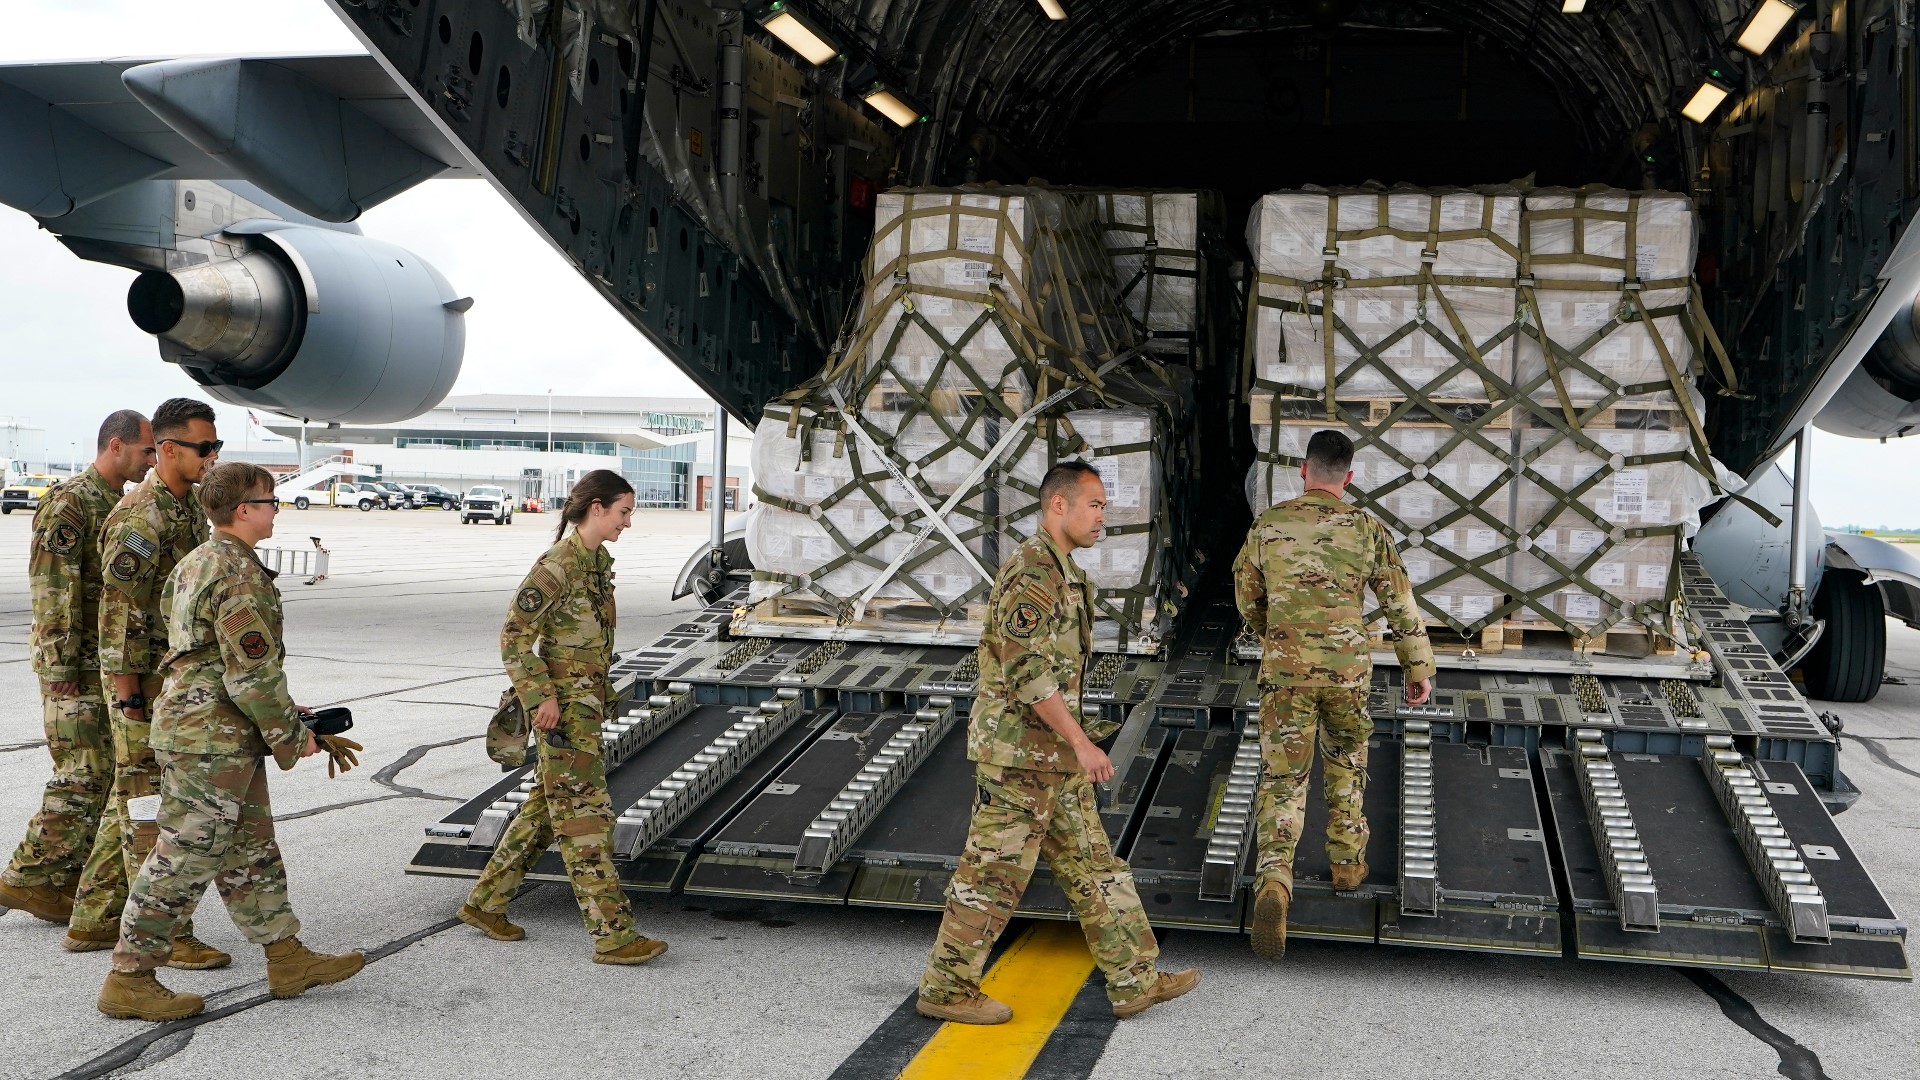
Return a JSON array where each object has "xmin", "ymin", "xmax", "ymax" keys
[{"xmin": 408, "ymin": 589, "xmax": 1907, "ymax": 979}]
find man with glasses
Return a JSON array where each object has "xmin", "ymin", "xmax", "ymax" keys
[
  {"xmin": 100, "ymin": 462, "xmax": 363, "ymax": 1022},
  {"xmin": 65, "ymin": 398, "xmax": 227, "ymax": 968},
  {"xmin": 0, "ymin": 410, "xmax": 152, "ymax": 925}
]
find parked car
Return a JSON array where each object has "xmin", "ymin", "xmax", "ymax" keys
[
  {"xmin": 370, "ymin": 480, "xmax": 413, "ymax": 508},
  {"xmin": 1, "ymin": 474, "xmax": 59, "ymax": 515},
  {"xmin": 405, "ymin": 484, "xmax": 462, "ymax": 510},
  {"xmin": 323, "ymin": 482, "xmax": 381, "ymax": 511},
  {"xmin": 462, "ymin": 486, "xmax": 513, "ymax": 525}
]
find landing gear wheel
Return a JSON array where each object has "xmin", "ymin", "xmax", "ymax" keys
[{"xmin": 1802, "ymin": 570, "xmax": 1885, "ymax": 703}]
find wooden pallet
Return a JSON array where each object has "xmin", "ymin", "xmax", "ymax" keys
[
  {"xmin": 1378, "ymin": 617, "xmax": 1677, "ymax": 657},
  {"xmin": 1251, "ymin": 394, "xmax": 1517, "ymax": 430},
  {"xmin": 740, "ymin": 594, "xmax": 991, "ymax": 634},
  {"xmin": 1516, "ymin": 401, "xmax": 1686, "ymax": 432}
]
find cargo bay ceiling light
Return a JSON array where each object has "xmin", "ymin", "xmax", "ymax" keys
[
  {"xmin": 1735, "ymin": 0, "xmax": 1798, "ymax": 55},
  {"xmin": 861, "ymin": 82, "xmax": 928, "ymax": 127},
  {"xmin": 1560, "ymin": 0, "xmax": 1586, "ymax": 12},
  {"xmin": 760, "ymin": 2, "xmax": 840, "ymax": 66},
  {"xmin": 1037, "ymin": 0, "xmax": 1068, "ymax": 19},
  {"xmin": 1681, "ymin": 77, "xmax": 1733, "ymax": 123}
]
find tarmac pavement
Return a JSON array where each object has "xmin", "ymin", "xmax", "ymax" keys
[{"xmin": 0, "ymin": 507, "xmax": 1913, "ymax": 1079}]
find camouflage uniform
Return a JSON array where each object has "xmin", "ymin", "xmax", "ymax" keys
[
  {"xmin": 3, "ymin": 467, "xmax": 118, "ymax": 894},
  {"xmin": 922, "ymin": 531, "xmax": 1160, "ymax": 1008},
  {"xmin": 113, "ymin": 534, "xmax": 310, "ymax": 973},
  {"xmin": 70, "ymin": 475, "xmax": 210, "ymax": 934},
  {"xmin": 1232, "ymin": 489, "xmax": 1436, "ymax": 895},
  {"xmin": 465, "ymin": 532, "xmax": 639, "ymax": 953}
]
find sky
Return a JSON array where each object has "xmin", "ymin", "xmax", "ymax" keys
[{"xmin": 2, "ymin": 1, "xmax": 1919, "ymax": 527}]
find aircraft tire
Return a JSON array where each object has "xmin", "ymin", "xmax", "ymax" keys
[{"xmin": 1802, "ymin": 570, "xmax": 1885, "ymax": 703}]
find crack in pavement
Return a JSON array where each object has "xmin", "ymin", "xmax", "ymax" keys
[
  {"xmin": 1842, "ymin": 734, "xmax": 1920, "ymax": 783},
  {"xmin": 273, "ymin": 734, "xmax": 483, "ymax": 822},
  {"xmin": 1678, "ymin": 968, "xmax": 1832, "ymax": 1080},
  {"xmin": 317, "ymin": 673, "xmax": 500, "ymax": 708},
  {"xmin": 51, "ymin": 910, "xmax": 480, "ymax": 1079},
  {"xmin": 1, "ymin": 739, "xmax": 47, "ymax": 754}
]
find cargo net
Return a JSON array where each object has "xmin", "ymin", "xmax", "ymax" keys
[
  {"xmin": 1245, "ymin": 187, "xmax": 1738, "ymax": 646},
  {"xmin": 746, "ymin": 187, "xmax": 1201, "ymax": 654},
  {"xmin": 1084, "ymin": 190, "xmax": 1221, "ymax": 368}
]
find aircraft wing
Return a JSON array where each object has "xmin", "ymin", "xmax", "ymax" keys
[{"xmin": 0, "ymin": 54, "xmax": 478, "ymax": 221}]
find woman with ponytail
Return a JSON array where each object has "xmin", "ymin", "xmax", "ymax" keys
[{"xmin": 456, "ymin": 470, "xmax": 668, "ymax": 965}]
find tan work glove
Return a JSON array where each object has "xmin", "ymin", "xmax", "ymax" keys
[{"xmin": 315, "ymin": 734, "xmax": 364, "ymax": 778}]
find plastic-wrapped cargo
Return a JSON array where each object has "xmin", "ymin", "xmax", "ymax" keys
[
  {"xmin": 1246, "ymin": 189, "xmax": 1522, "ymax": 401},
  {"xmin": 744, "ymin": 186, "xmax": 1189, "ymax": 654},
  {"xmin": 1517, "ymin": 190, "xmax": 1699, "ymax": 403},
  {"xmin": 1244, "ymin": 185, "xmax": 1725, "ymax": 644},
  {"xmin": 1083, "ymin": 190, "xmax": 1210, "ymax": 358}
]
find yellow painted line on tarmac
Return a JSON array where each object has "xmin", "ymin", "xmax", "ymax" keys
[{"xmin": 899, "ymin": 920, "xmax": 1095, "ymax": 1080}]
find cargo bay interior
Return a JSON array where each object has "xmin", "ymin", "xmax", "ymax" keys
[{"xmin": 321, "ymin": 0, "xmax": 1914, "ymax": 979}]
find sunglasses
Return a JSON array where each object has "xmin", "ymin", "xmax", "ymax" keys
[{"xmin": 161, "ymin": 437, "xmax": 223, "ymax": 457}]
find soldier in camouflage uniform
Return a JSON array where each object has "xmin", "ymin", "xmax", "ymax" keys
[
  {"xmin": 919, "ymin": 462, "xmax": 1199, "ymax": 1026},
  {"xmin": 68, "ymin": 398, "xmax": 224, "ymax": 966},
  {"xmin": 459, "ymin": 470, "xmax": 668, "ymax": 966},
  {"xmin": 0, "ymin": 410, "xmax": 152, "ymax": 925},
  {"xmin": 101, "ymin": 463, "xmax": 363, "ymax": 1023},
  {"xmin": 1232, "ymin": 429, "xmax": 1436, "ymax": 961}
]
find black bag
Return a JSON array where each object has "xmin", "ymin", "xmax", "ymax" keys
[{"xmin": 302, "ymin": 707, "xmax": 354, "ymax": 737}]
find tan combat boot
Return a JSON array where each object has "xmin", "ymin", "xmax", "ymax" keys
[
  {"xmin": 1112, "ymin": 967, "xmax": 1201, "ymax": 1019},
  {"xmin": 1330, "ymin": 860, "xmax": 1369, "ymax": 891},
  {"xmin": 0, "ymin": 880, "xmax": 74, "ymax": 923},
  {"xmin": 97, "ymin": 970, "xmax": 205, "ymax": 1021},
  {"xmin": 264, "ymin": 936, "xmax": 365, "ymax": 998},
  {"xmin": 168, "ymin": 932, "xmax": 232, "ymax": 970},
  {"xmin": 456, "ymin": 903, "xmax": 526, "ymax": 941},
  {"xmin": 916, "ymin": 992, "xmax": 1013, "ymax": 1025},
  {"xmin": 593, "ymin": 935, "xmax": 669, "ymax": 965},
  {"xmin": 1251, "ymin": 880, "xmax": 1291, "ymax": 961},
  {"xmin": 63, "ymin": 925, "xmax": 119, "ymax": 952}
]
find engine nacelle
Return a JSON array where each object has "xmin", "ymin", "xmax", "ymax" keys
[
  {"xmin": 1815, "ymin": 290, "xmax": 1920, "ymax": 439},
  {"xmin": 125, "ymin": 220, "xmax": 467, "ymax": 424}
]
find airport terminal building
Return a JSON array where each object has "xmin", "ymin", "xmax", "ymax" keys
[{"xmin": 264, "ymin": 394, "xmax": 752, "ymax": 510}]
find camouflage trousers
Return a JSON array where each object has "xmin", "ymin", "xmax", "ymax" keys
[
  {"xmin": 1254, "ymin": 685, "xmax": 1373, "ymax": 895},
  {"xmin": 72, "ymin": 673, "xmax": 201, "ymax": 936},
  {"xmin": 113, "ymin": 752, "xmax": 299, "ymax": 972},
  {"xmin": 922, "ymin": 763, "xmax": 1160, "ymax": 1006},
  {"xmin": 466, "ymin": 702, "xmax": 637, "ymax": 953},
  {"xmin": 2, "ymin": 676, "xmax": 111, "ymax": 893}
]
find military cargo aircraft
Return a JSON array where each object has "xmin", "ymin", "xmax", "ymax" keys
[{"xmin": 2, "ymin": 0, "xmax": 1915, "ymax": 977}]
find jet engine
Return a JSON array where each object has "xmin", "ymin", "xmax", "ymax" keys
[
  {"xmin": 1815, "ymin": 290, "xmax": 1920, "ymax": 439},
  {"xmin": 125, "ymin": 220, "xmax": 467, "ymax": 424}
]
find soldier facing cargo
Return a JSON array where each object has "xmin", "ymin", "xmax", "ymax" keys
[
  {"xmin": 917, "ymin": 460, "xmax": 1198, "ymax": 1025},
  {"xmin": 456, "ymin": 469, "xmax": 668, "ymax": 966},
  {"xmin": 1232, "ymin": 429, "xmax": 1436, "ymax": 961},
  {"xmin": 100, "ymin": 462, "xmax": 364, "ymax": 1022},
  {"xmin": 0, "ymin": 410, "xmax": 152, "ymax": 925},
  {"xmin": 66, "ymin": 397, "xmax": 226, "ymax": 967}
]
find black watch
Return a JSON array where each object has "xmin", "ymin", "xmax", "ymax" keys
[{"xmin": 113, "ymin": 694, "xmax": 146, "ymax": 711}]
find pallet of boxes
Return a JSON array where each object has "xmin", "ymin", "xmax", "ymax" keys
[
  {"xmin": 741, "ymin": 185, "xmax": 1216, "ymax": 655},
  {"xmin": 1245, "ymin": 184, "xmax": 1728, "ymax": 656}
]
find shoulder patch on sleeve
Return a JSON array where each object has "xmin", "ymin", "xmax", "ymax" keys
[
  {"xmin": 46, "ymin": 521, "xmax": 81, "ymax": 556},
  {"xmin": 110, "ymin": 551, "xmax": 144, "ymax": 581},
  {"xmin": 516, "ymin": 585, "xmax": 547, "ymax": 613},
  {"xmin": 531, "ymin": 564, "xmax": 565, "ymax": 596},
  {"xmin": 218, "ymin": 602, "xmax": 274, "ymax": 667},
  {"xmin": 1007, "ymin": 602, "xmax": 1044, "ymax": 639},
  {"xmin": 123, "ymin": 529, "xmax": 155, "ymax": 560}
]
